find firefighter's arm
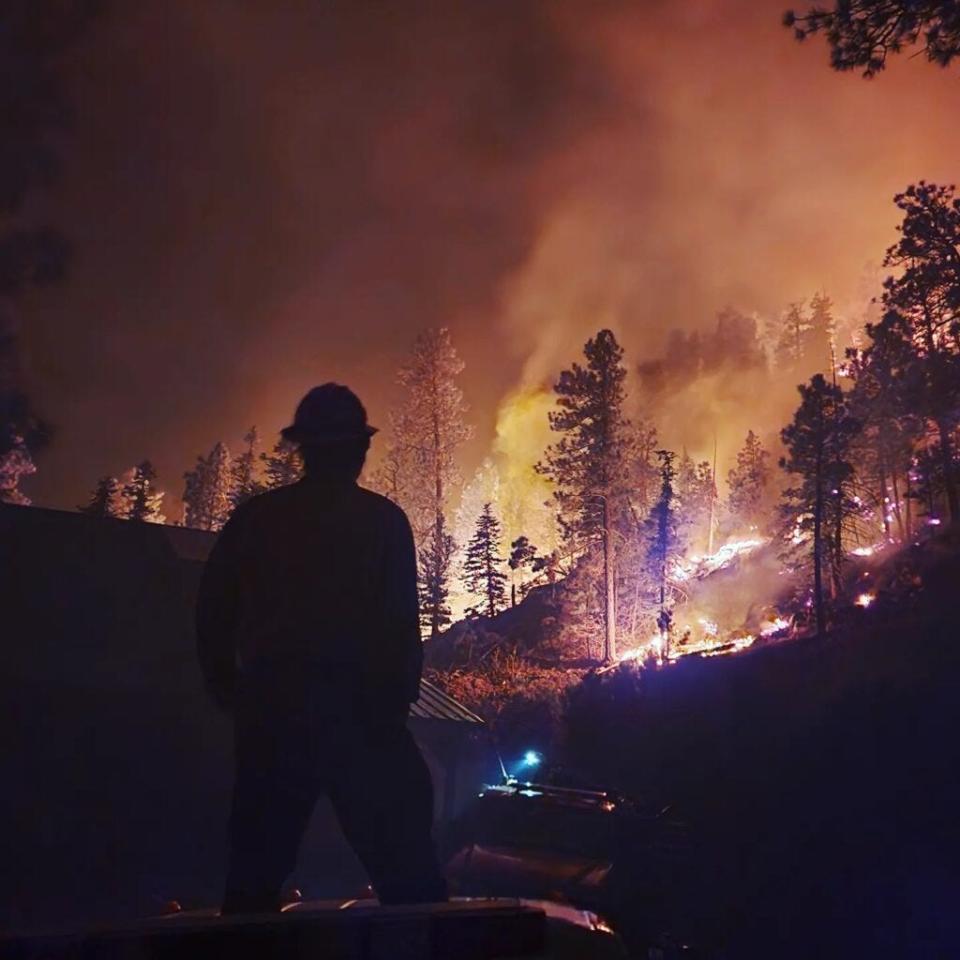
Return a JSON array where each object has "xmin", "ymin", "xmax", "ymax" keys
[
  {"xmin": 195, "ymin": 511, "xmax": 244, "ymax": 710},
  {"xmin": 389, "ymin": 509, "xmax": 423, "ymax": 705}
]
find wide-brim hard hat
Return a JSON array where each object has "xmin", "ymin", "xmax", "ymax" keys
[{"xmin": 280, "ymin": 383, "xmax": 378, "ymax": 445}]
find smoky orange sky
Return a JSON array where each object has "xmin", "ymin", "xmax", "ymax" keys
[{"xmin": 20, "ymin": 0, "xmax": 960, "ymax": 511}]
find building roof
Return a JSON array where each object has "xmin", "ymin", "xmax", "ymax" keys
[
  {"xmin": 2, "ymin": 504, "xmax": 483, "ymax": 726},
  {"xmin": 412, "ymin": 678, "xmax": 484, "ymax": 724}
]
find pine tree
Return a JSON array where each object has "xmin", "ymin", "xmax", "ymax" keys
[
  {"xmin": 394, "ymin": 327, "xmax": 472, "ymax": 537},
  {"xmin": 616, "ymin": 418, "xmax": 663, "ymax": 643},
  {"xmin": 260, "ymin": 438, "xmax": 303, "ymax": 489},
  {"xmin": 391, "ymin": 328, "xmax": 472, "ymax": 636},
  {"xmin": 123, "ymin": 461, "xmax": 166, "ymax": 524},
  {"xmin": 624, "ymin": 418, "xmax": 660, "ymax": 519},
  {"xmin": 910, "ymin": 440, "xmax": 953, "ymax": 524},
  {"xmin": 727, "ymin": 430, "xmax": 772, "ymax": 532},
  {"xmin": 775, "ymin": 301, "xmax": 807, "ymax": 370},
  {"xmin": 509, "ymin": 535, "xmax": 542, "ymax": 604},
  {"xmin": 0, "ymin": 435, "xmax": 36, "ymax": 505},
  {"xmin": 183, "ymin": 441, "xmax": 235, "ymax": 531},
  {"xmin": 774, "ymin": 296, "xmax": 834, "ymax": 376},
  {"xmin": 462, "ymin": 503, "xmax": 508, "ymax": 619},
  {"xmin": 785, "ymin": 2, "xmax": 960, "ymax": 76},
  {"xmin": 231, "ymin": 427, "xmax": 263, "ymax": 508},
  {"xmin": 845, "ymin": 334, "xmax": 917, "ymax": 540},
  {"xmin": 536, "ymin": 329, "xmax": 631, "ymax": 662},
  {"xmin": 643, "ymin": 450, "xmax": 682, "ymax": 654},
  {"xmin": 366, "ymin": 439, "xmax": 408, "ymax": 504},
  {"xmin": 677, "ymin": 451, "xmax": 715, "ymax": 552},
  {"xmin": 449, "ymin": 458, "xmax": 501, "ymax": 618},
  {"xmin": 663, "ymin": 328, "xmax": 702, "ymax": 377},
  {"xmin": 80, "ymin": 475, "xmax": 125, "ymax": 518},
  {"xmin": 454, "ymin": 459, "xmax": 501, "ymax": 552},
  {"xmin": 877, "ymin": 182, "xmax": 960, "ymax": 524},
  {"xmin": 806, "ymin": 292, "xmax": 835, "ymax": 375},
  {"xmin": 706, "ymin": 307, "xmax": 766, "ymax": 370},
  {"xmin": 418, "ymin": 512, "xmax": 455, "ymax": 637},
  {"xmin": 780, "ymin": 375, "xmax": 860, "ymax": 635}
]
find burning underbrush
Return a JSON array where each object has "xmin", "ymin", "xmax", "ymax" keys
[
  {"xmin": 425, "ymin": 532, "xmax": 796, "ymax": 731},
  {"xmin": 426, "ymin": 522, "xmax": 953, "ymax": 744}
]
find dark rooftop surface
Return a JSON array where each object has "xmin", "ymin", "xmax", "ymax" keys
[
  {"xmin": 412, "ymin": 679, "xmax": 483, "ymax": 724},
  {"xmin": 0, "ymin": 901, "xmax": 546, "ymax": 960}
]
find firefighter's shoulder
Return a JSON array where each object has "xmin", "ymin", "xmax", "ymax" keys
[{"xmin": 355, "ymin": 485, "xmax": 413, "ymax": 528}]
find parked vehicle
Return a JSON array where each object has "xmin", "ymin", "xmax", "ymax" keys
[{"xmin": 442, "ymin": 778, "xmax": 696, "ymax": 955}]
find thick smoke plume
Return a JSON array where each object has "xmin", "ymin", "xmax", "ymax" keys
[{"xmin": 18, "ymin": 0, "xmax": 959, "ymax": 510}]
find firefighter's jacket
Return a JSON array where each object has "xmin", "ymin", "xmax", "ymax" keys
[{"xmin": 195, "ymin": 477, "xmax": 422, "ymax": 721}]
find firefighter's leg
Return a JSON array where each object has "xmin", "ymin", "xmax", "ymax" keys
[
  {"xmin": 329, "ymin": 722, "xmax": 448, "ymax": 905},
  {"xmin": 222, "ymin": 715, "xmax": 319, "ymax": 914}
]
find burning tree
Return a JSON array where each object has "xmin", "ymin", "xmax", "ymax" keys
[
  {"xmin": 183, "ymin": 441, "xmax": 235, "ymax": 531},
  {"xmin": 780, "ymin": 375, "xmax": 860, "ymax": 635},
  {"xmin": 845, "ymin": 331, "xmax": 918, "ymax": 541},
  {"xmin": 260, "ymin": 438, "xmax": 303, "ymax": 489},
  {"xmin": 390, "ymin": 328, "xmax": 472, "ymax": 637},
  {"xmin": 677, "ymin": 451, "xmax": 715, "ymax": 553},
  {"xmin": 773, "ymin": 294, "xmax": 834, "ymax": 377},
  {"xmin": 418, "ymin": 511, "xmax": 455, "ymax": 638},
  {"xmin": 230, "ymin": 427, "xmax": 263, "ymax": 508},
  {"xmin": 536, "ymin": 329, "xmax": 632, "ymax": 663},
  {"xmin": 705, "ymin": 307, "xmax": 767, "ymax": 372},
  {"xmin": 642, "ymin": 450, "xmax": 682, "ymax": 655},
  {"xmin": 462, "ymin": 502, "xmax": 508, "ymax": 619},
  {"xmin": 872, "ymin": 182, "xmax": 960, "ymax": 526},
  {"xmin": 451, "ymin": 457, "xmax": 501, "ymax": 614},
  {"xmin": 774, "ymin": 301, "xmax": 807, "ymax": 371},
  {"xmin": 79, "ymin": 475, "xmax": 125, "ymax": 518},
  {"xmin": 808, "ymin": 292, "xmax": 836, "ymax": 374},
  {"xmin": 122, "ymin": 460, "xmax": 166, "ymax": 524},
  {"xmin": 0, "ymin": 436, "xmax": 36, "ymax": 505},
  {"xmin": 508, "ymin": 535, "xmax": 543, "ymax": 605},
  {"xmin": 726, "ymin": 430, "xmax": 773, "ymax": 534}
]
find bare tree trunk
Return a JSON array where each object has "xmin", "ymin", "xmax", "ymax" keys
[
  {"xmin": 486, "ymin": 550, "xmax": 494, "ymax": 618},
  {"xmin": 921, "ymin": 302, "xmax": 958, "ymax": 525},
  {"xmin": 431, "ymin": 373, "xmax": 443, "ymax": 640},
  {"xmin": 814, "ymin": 451, "xmax": 825, "ymax": 637},
  {"xmin": 707, "ymin": 432, "xmax": 718, "ymax": 554},
  {"xmin": 905, "ymin": 469, "xmax": 913, "ymax": 539},
  {"xmin": 879, "ymin": 458, "xmax": 891, "ymax": 540},
  {"xmin": 602, "ymin": 498, "xmax": 616, "ymax": 663},
  {"xmin": 832, "ymin": 485, "xmax": 843, "ymax": 600},
  {"xmin": 936, "ymin": 416, "xmax": 959, "ymax": 525},
  {"xmin": 890, "ymin": 463, "xmax": 904, "ymax": 541}
]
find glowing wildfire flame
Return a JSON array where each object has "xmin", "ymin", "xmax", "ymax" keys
[
  {"xmin": 700, "ymin": 634, "xmax": 756, "ymax": 657},
  {"xmin": 607, "ymin": 538, "xmax": 775, "ymax": 671},
  {"xmin": 759, "ymin": 616, "xmax": 791, "ymax": 637},
  {"xmin": 492, "ymin": 386, "xmax": 559, "ymax": 553},
  {"xmin": 851, "ymin": 538, "xmax": 893, "ymax": 558},
  {"xmin": 672, "ymin": 537, "xmax": 766, "ymax": 582}
]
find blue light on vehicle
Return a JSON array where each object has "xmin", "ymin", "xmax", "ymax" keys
[{"xmin": 522, "ymin": 750, "xmax": 542, "ymax": 767}]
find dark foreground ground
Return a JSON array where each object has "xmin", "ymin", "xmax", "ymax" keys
[
  {"xmin": 0, "ymin": 899, "xmax": 632, "ymax": 960},
  {"xmin": 560, "ymin": 533, "xmax": 960, "ymax": 957}
]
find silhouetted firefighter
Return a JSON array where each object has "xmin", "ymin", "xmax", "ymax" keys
[{"xmin": 196, "ymin": 383, "xmax": 447, "ymax": 914}]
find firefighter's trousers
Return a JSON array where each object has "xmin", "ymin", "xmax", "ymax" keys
[{"xmin": 222, "ymin": 673, "xmax": 447, "ymax": 914}]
